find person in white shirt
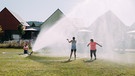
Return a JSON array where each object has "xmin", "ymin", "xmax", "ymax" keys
[
  {"xmin": 67, "ymin": 37, "xmax": 77, "ymax": 61},
  {"xmin": 23, "ymin": 42, "xmax": 29, "ymax": 54}
]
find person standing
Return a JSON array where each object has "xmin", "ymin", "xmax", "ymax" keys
[
  {"xmin": 87, "ymin": 39, "xmax": 102, "ymax": 60},
  {"xmin": 23, "ymin": 42, "xmax": 29, "ymax": 54},
  {"xmin": 67, "ymin": 37, "xmax": 77, "ymax": 61}
]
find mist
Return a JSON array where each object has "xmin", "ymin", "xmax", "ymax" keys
[{"xmin": 32, "ymin": 0, "xmax": 135, "ymax": 63}]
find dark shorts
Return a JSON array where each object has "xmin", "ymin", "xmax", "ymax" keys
[
  {"xmin": 90, "ymin": 50, "xmax": 96, "ymax": 51},
  {"xmin": 24, "ymin": 50, "xmax": 28, "ymax": 54},
  {"xmin": 90, "ymin": 50, "xmax": 96, "ymax": 53},
  {"xmin": 71, "ymin": 49, "xmax": 76, "ymax": 52}
]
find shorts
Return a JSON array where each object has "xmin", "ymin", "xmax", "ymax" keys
[
  {"xmin": 71, "ymin": 49, "xmax": 76, "ymax": 52},
  {"xmin": 24, "ymin": 50, "xmax": 28, "ymax": 54}
]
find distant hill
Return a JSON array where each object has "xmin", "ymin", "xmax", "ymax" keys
[{"xmin": 27, "ymin": 21, "xmax": 43, "ymax": 27}]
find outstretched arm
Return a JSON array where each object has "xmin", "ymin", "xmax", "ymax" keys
[
  {"xmin": 96, "ymin": 43, "xmax": 102, "ymax": 47},
  {"xmin": 87, "ymin": 43, "xmax": 90, "ymax": 47},
  {"xmin": 67, "ymin": 39, "xmax": 71, "ymax": 43}
]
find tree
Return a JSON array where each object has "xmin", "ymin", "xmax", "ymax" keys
[
  {"xmin": 18, "ymin": 24, "xmax": 25, "ymax": 39},
  {"xmin": 18, "ymin": 24, "xmax": 25, "ymax": 46},
  {"xmin": 0, "ymin": 25, "xmax": 3, "ymax": 33},
  {"xmin": 31, "ymin": 22, "xmax": 36, "ymax": 27}
]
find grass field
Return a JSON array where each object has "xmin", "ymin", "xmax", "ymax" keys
[{"xmin": 0, "ymin": 48, "xmax": 135, "ymax": 76}]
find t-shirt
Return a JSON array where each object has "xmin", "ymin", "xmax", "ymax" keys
[
  {"xmin": 89, "ymin": 42, "xmax": 97, "ymax": 50},
  {"xmin": 71, "ymin": 40, "xmax": 76, "ymax": 49},
  {"xmin": 23, "ymin": 46, "xmax": 28, "ymax": 50}
]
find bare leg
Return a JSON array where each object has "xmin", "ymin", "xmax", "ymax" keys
[
  {"xmin": 69, "ymin": 51, "xmax": 73, "ymax": 61},
  {"xmin": 74, "ymin": 50, "xmax": 76, "ymax": 60}
]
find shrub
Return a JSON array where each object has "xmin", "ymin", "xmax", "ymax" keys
[{"xmin": 0, "ymin": 40, "xmax": 31, "ymax": 49}]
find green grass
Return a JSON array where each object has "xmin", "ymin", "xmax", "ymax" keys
[{"xmin": 0, "ymin": 48, "xmax": 135, "ymax": 76}]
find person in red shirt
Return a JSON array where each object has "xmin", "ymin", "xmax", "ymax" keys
[{"xmin": 87, "ymin": 39, "xmax": 102, "ymax": 60}]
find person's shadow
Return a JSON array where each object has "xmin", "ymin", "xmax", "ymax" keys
[
  {"xmin": 83, "ymin": 59, "xmax": 95, "ymax": 63},
  {"xmin": 62, "ymin": 60, "xmax": 73, "ymax": 63}
]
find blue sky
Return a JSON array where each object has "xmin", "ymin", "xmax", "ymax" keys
[{"xmin": 0, "ymin": 0, "xmax": 81, "ymax": 21}]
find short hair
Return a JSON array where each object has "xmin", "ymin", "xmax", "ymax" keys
[
  {"xmin": 73, "ymin": 37, "xmax": 75, "ymax": 40},
  {"xmin": 90, "ymin": 39, "xmax": 94, "ymax": 42}
]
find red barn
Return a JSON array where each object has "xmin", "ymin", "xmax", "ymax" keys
[{"xmin": 0, "ymin": 7, "xmax": 29, "ymax": 41}]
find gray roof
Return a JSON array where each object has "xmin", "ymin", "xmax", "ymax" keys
[{"xmin": 41, "ymin": 8, "xmax": 64, "ymax": 29}]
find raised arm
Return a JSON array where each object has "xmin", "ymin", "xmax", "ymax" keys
[{"xmin": 67, "ymin": 39, "xmax": 72, "ymax": 43}]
